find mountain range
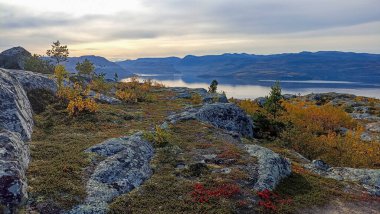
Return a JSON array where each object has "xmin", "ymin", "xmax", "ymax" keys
[
  {"xmin": 1, "ymin": 47, "xmax": 380, "ymax": 84},
  {"xmin": 116, "ymin": 51, "xmax": 380, "ymax": 84}
]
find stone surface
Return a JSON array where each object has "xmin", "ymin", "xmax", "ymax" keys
[
  {"xmin": 165, "ymin": 87, "xmax": 228, "ymax": 103},
  {"xmin": 305, "ymin": 160, "xmax": 380, "ymax": 196},
  {"xmin": 1, "ymin": 69, "xmax": 57, "ymax": 93},
  {"xmin": 254, "ymin": 97, "xmax": 267, "ymax": 107},
  {"xmin": 0, "ymin": 131, "xmax": 29, "ymax": 210},
  {"xmin": 168, "ymin": 103, "xmax": 254, "ymax": 138},
  {"xmin": 366, "ymin": 122, "xmax": 380, "ymax": 133},
  {"xmin": 0, "ymin": 47, "xmax": 31, "ymax": 70},
  {"xmin": 245, "ymin": 144, "xmax": 291, "ymax": 191},
  {"xmin": 0, "ymin": 70, "xmax": 33, "ymax": 141},
  {"xmin": 68, "ymin": 133, "xmax": 154, "ymax": 214},
  {"xmin": 87, "ymin": 91, "xmax": 121, "ymax": 105}
]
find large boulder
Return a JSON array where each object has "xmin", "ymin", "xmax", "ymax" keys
[
  {"xmin": 245, "ymin": 144, "xmax": 291, "ymax": 191},
  {"xmin": 69, "ymin": 133, "xmax": 154, "ymax": 214},
  {"xmin": 1, "ymin": 69, "xmax": 57, "ymax": 93},
  {"xmin": 168, "ymin": 103, "xmax": 254, "ymax": 138},
  {"xmin": 0, "ymin": 131, "xmax": 29, "ymax": 210},
  {"xmin": 0, "ymin": 70, "xmax": 33, "ymax": 141},
  {"xmin": 0, "ymin": 47, "xmax": 31, "ymax": 70},
  {"xmin": 305, "ymin": 160, "xmax": 380, "ymax": 196}
]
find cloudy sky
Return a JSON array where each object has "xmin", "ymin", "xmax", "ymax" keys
[{"xmin": 1, "ymin": 0, "xmax": 379, "ymax": 60}]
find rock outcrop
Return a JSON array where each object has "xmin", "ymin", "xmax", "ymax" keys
[
  {"xmin": 245, "ymin": 144, "xmax": 291, "ymax": 191},
  {"xmin": 69, "ymin": 133, "xmax": 154, "ymax": 214},
  {"xmin": 87, "ymin": 91, "xmax": 121, "ymax": 105},
  {"xmin": 168, "ymin": 103, "xmax": 254, "ymax": 138},
  {"xmin": 0, "ymin": 70, "xmax": 33, "ymax": 141},
  {"xmin": 0, "ymin": 70, "xmax": 32, "ymax": 211},
  {"xmin": 1, "ymin": 69, "xmax": 57, "ymax": 93},
  {"xmin": 305, "ymin": 160, "xmax": 380, "ymax": 196},
  {"xmin": 165, "ymin": 87, "xmax": 228, "ymax": 103},
  {"xmin": 0, "ymin": 47, "xmax": 31, "ymax": 70}
]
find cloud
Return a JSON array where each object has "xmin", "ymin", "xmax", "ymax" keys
[{"xmin": 0, "ymin": 0, "xmax": 379, "ymax": 57}]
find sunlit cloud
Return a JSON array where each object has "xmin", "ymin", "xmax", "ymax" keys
[{"xmin": 0, "ymin": 0, "xmax": 379, "ymax": 59}]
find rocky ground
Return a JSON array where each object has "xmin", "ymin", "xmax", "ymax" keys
[{"xmin": 0, "ymin": 68, "xmax": 380, "ymax": 214}]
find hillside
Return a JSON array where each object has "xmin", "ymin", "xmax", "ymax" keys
[
  {"xmin": 117, "ymin": 51, "xmax": 380, "ymax": 84},
  {"xmin": 1, "ymin": 68, "xmax": 379, "ymax": 213}
]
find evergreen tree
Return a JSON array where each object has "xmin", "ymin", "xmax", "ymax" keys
[
  {"xmin": 46, "ymin": 40, "xmax": 69, "ymax": 64},
  {"xmin": 114, "ymin": 72, "xmax": 119, "ymax": 82},
  {"xmin": 264, "ymin": 81, "xmax": 284, "ymax": 119},
  {"xmin": 75, "ymin": 59, "xmax": 95, "ymax": 77},
  {"xmin": 208, "ymin": 80, "xmax": 218, "ymax": 93},
  {"xmin": 25, "ymin": 54, "xmax": 54, "ymax": 74}
]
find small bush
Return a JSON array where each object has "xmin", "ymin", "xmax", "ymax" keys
[
  {"xmin": 27, "ymin": 89, "xmax": 57, "ymax": 114},
  {"xmin": 144, "ymin": 125, "xmax": 172, "ymax": 147},
  {"xmin": 190, "ymin": 93, "xmax": 203, "ymax": 105},
  {"xmin": 191, "ymin": 183, "xmax": 240, "ymax": 203}
]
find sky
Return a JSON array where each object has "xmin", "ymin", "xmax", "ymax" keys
[{"xmin": 1, "ymin": 0, "xmax": 380, "ymax": 60}]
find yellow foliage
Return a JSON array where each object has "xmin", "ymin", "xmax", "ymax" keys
[
  {"xmin": 115, "ymin": 89, "xmax": 138, "ymax": 103},
  {"xmin": 57, "ymin": 83, "xmax": 98, "ymax": 116},
  {"xmin": 190, "ymin": 93, "xmax": 203, "ymax": 105},
  {"xmin": 234, "ymin": 99, "xmax": 262, "ymax": 115},
  {"xmin": 54, "ymin": 65, "xmax": 69, "ymax": 89},
  {"xmin": 280, "ymin": 101, "xmax": 380, "ymax": 168}
]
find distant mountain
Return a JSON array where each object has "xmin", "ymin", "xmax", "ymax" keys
[
  {"xmin": 116, "ymin": 51, "xmax": 380, "ymax": 84},
  {"xmin": 116, "ymin": 57, "xmax": 181, "ymax": 75},
  {"xmin": 62, "ymin": 55, "xmax": 133, "ymax": 79},
  {"xmin": 0, "ymin": 47, "xmax": 31, "ymax": 69}
]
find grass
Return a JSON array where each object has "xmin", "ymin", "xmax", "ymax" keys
[{"xmin": 27, "ymin": 90, "xmax": 185, "ymax": 211}]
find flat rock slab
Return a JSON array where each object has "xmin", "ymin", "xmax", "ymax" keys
[
  {"xmin": 168, "ymin": 103, "xmax": 254, "ymax": 138},
  {"xmin": 305, "ymin": 160, "xmax": 380, "ymax": 196},
  {"xmin": 68, "ymin": 133, "xmax": 154, "ymax": 214},
  {"xmin": 245, "ymin": 144, "xmax": 291, "ymax": 191}
]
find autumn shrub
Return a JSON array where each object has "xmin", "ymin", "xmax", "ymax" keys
[
  {"xmin": 191, "ymin": 183, "xmax": 240, "ymax": 203},
  {"xmin": 90, "ymin": 74, "xmax": 113, "ymax": 95},
  {"xmin": 56, "ymin": 83, "xmax": 98, "ymax": 117},
  {"xmin": 115, "ymin": 77, "xmax": 160, "ymax": 103},
  {"xmin": 257, "ymin": 189, "xmax": 292, "ymax": 211},
  {"xmin": 190, "ymin": 93, "xmax": 203, "ymax": 105},
  {"xmin": 279, "ymin": 101, "xmax": 380, "ymax": 168},
  {"xmin": 144, "ymin": 125, "xmax": 172, "ymax": 147}
]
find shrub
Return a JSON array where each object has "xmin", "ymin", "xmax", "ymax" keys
[
  {"xmin": 190, "ymin": 93, "xmax": 203, "ymax": 105},
  {"xmin": 144, "ymin": 125, "xmax": 172, "ymax": 147},
  {"xmin": 257, "ymin": 189, "xmax": 292, "ymax": 211},
  {"xmin": 264, "ymin": 81, "xmax": 285, "ymax": 119},
  {"xmin": 24, "ymin": 54, "xmax": 54, "ymax": 74},
  {"xmin": 54, "ymin": 65, "xmax": 69, "ymax": 89},
  {"xmin": 191, "ymin": 183, "xmax": 240, "ymax": 203},
  {"xmin": 27, "ymin": 89, "xmax": 57, "ymax": 114},
  {"xmin": 90, "ymin": 74, "xmax": 113, "ymax": 95}
]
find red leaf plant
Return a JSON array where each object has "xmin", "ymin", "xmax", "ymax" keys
[
  {"xmin": 257, "ymin": 189, "xmax": 292, "ymax": 211},
  {"xmin": 191, "ymin": 183, "xmax": 240, "ymax": 203}
]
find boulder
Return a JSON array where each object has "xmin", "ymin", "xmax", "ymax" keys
[
  {"xmin": 245, "ymin": 144, "xmax": 291, "ymax": 191},
  {"xmin": 1, "ymin": 69, "xmax": 57, "ymax": 93},
  {"xmin": 0, "ymin": 131, "xmax": 29, "ymax": 210},
  {"xmin": 0, "ymin": 70, "xmax": 33, "ymax": 141},
  {"xmin": 350, "ymin": 113, "xmax": 380, "ymax": 121},
  {"xmin": 168, "ymin": 103, "xmax": 254, "ymax": 138},
  {"xmin": 0, "ymin": 47, "xmax": 31, "ymax": 70},
  {"xmin": 69, "ymin": 133, "xmax": 154, "ymax": 213},
  {"xmin": 305, "ymin": 160, "xmax": 380, "ymax": 196}
]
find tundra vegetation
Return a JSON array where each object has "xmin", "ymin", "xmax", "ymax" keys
[{"xmin": 18, "ymin": 42, "xmax": 380, "ymax": 214}]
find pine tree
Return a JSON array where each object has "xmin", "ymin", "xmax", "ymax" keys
[
  {"xmin": 208, "ymin": 80, "xmax": 218, "ymax": 93},
  {"xmin": 46, "ymin": 40, "xmax": 69, "ymax": 64},
  {"xmin": 264, "ymin": 81, "xmax": 284, "ymax": 119},
  {"xmin": 75, "ymin": 59, "xmax": 95, "ymax": 77}
]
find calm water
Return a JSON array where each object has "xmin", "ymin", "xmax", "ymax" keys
[{"xmin": 123, "ymin": 75, "xmax": 380, "ymax": 99}]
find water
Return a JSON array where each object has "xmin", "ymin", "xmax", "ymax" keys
[{"xmin": 122, "ymin": 75, "xmax": 380, "ymax": 99}]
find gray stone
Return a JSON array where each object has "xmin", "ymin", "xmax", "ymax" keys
[
  {"xmin": 0, "ymin": 70, "xmax": 33, "ymax": 141},
  {"xmin": 168, "ymin": 103, "xmax": 254, "ymax": 138},
  {"xmin": 245, "ymin": 144, "xmax": 291, "ymax": 191},
  {"xmin": 0, "ymin": 130, "xmax": 29, "ymax": 210},
  {"xmin": 305, "ymin": 160, "xmax": 380, "ymax": 196},
  {"xmin": 283, "ymin": 94, "xmax": 296, "ymax": 100},
  {"xmin": 366, "ymin": 122, "xmax": 380, "ymax": 133},
  {"xmin": 254, "ymin": 97, "xmax": 267, "ymax": 107},
  {"xmin": 350, "ymin": 113, "xmax": 380, "ymax": 121},
  {"xmin": 1, "ymin": 69, "xmax": 57, "ymax": 93},
  {"xmin": 87, "ymin": 91, "xmax": 121, "ymax": 105},
  {"xmin": 69, "ymin": 133, "xmax": 154, "ymax": 213},
  {"xmin": 360, "ymin": 132, "xmax": 373, "ymax": 142},
  {"xmin": 0, "ymin": 47, "xmax": 31, "ymax": 70}
]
